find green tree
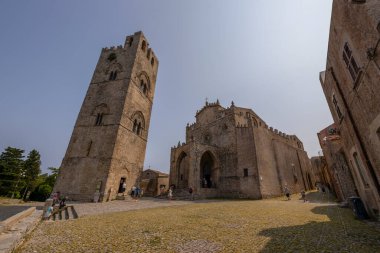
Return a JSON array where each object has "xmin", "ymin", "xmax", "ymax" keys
[
  {"xmin": 30, "ymin": 184, "xmax": 52, "ymax": 201},
  {"xmin": 45, "ymin": 167, "xmax": 59, "ymax": 188},
  {"xmin": 0, "ymin": 147, "xmax": 25, "ymax": 197},
  {"xmin": 22, "ymin": 149, "xmax": 41, "ymax": 199},
  {"xmin": 29, "ymin": 167, "xmax": 59, "ymax": 201}
]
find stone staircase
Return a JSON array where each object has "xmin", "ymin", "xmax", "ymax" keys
[
  {"xmin": 115, "ymin": 195, "xmax": 132, "ymax": 200},
  {"xmin": 49, "ymin": 205, "xmax": 78, "ymax": 221},
  {"xmin": 172, "ymin": 189, "xmax": 200, "ymax": 200}
]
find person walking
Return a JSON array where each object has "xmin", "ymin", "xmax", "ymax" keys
[
  {"xmin": 188, "ymin": 187, "xmax": 194, "ymax": 200},
  {"xmin": 44, "ymin": 204, "xmax": 53, "ymax": 220},
  {"xmin": 284, "ymin": 186, "xmax": 291, "ymax": 200},
  {"xmin": 52, "ymin": 192, "xmax": 58, "ymax": 205},
  {"xmin": 168, "ymin": 187, "xmax": 173, "ymax": 201},
  {"xmin": 301, "ymin": 190, "xmax": 307, "ymax": 202},
  {"xmin": 134, "ymin": 187, "xmax": 140, "ymax": 201},
  {"xmin": 59, "ymin": 196, "xmax": 67, "ymax": 209},
  {"xmin": 122, "ymin": 181, "xmax": 127, "ymax": 196},
  {"xmin": 131, "ymin": 186, "xmax": 136, "ymax": 198}
]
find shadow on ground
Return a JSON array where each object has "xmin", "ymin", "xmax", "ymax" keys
[
  {"xmin": 259, "ymin": 204, "xmax": 380, "ymax": 253},
  {"xmin": 304, "ymin": 191, "xmax": 337, "ymax": 203}
]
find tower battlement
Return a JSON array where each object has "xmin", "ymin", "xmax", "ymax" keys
[{"xmin": 124, "ymin": 31, "xmax": 158, "ymax": 69}]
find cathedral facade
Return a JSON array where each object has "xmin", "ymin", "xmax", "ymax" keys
[
  {"xmin": 170, "ymin": 101, "xmax": 314, "ymax": 199},
  {"xmin": 54, "ymin": 32, "xmax": 158, "ymax": 202}
]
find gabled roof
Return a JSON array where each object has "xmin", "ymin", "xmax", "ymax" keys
[{"xmin": 143, "ymin": 169, "xmax": 169, "ymax": 176}]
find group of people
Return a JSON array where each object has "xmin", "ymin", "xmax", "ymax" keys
[
  {"xmin": 165, "ymin": 186, "xmax": 194, "ymax": 201},
  {"xmin": 43, "ymin": 191, "xmax": 68, "ymax": 220},
  {"xmin": 283, "ymin": 186, "xmax": 307, "ymax": 202},
  {"xmin": 201, "ymin": 177, "xmax": 213, "ymax": 188},
  {"xmin": 316, "ymin": 183, "xmax": 329, "ymax": 194},
  {"xmin": 130, "ymin": 186, "xmax": 143, "ymax": 199},
  {"xmin": 52, "ymin": 191, "xmax": 68, "ymax": 208}
]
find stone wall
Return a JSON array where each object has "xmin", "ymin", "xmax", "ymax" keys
[
  {"xmin": 318, "ymin": 124, "xmax": 357, "ymax": 202},
  {"xmin": 320, "ymin": 0, "xmax": 380, "ymax": 217},
  {"xmin": 170, "ymin": 102, "xmax": 313, "ymax": 199}
]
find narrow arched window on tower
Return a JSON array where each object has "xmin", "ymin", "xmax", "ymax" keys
[
  {"xmin": 141, "ymin": 40, "xmax": 146, "ymax": 51},
  {"xmin": 86, "ymin": 140, "xmax": 93, "ymax": 156},
  {"xmin": 137, "ymin": 122, "xmax": 142, "ymax": 135},
  {"xmin": 140, "ymin": 80, "xmax": 144, "ymax": 89},
  {"xmin": 132, "ymin": 111, "xmax": 145, "ymax": 136},
  {"xmin": 109, "ymin": 71, "xmax": 117, "ymax": 81},
  {"xmin": 139, "ymin": 79, "xmax": 148, "ymax": 95},
  {"xmin": 147, "ymin": 49, "xmax": 151, "ymax": 59},
  {"xmin": 128, "ymin": 37, "xmax": 133, "ymax": 47},
  {"xmin": 95, "ymin": 113, "xmax": 103, "ymax": 126},
  {"xmin": 342, "ymin": 42, "xmax": 361, "ymax": 84},
  {"xmin": 143, "ymin": 84, "xmax": 147, "ymax": 95},
  {"xmin": 133, "ymin": 119, "xmax": 138, "ymax": 133},
  {"xmin": 151, "ymin": 58, "xmax": 154, "ymax": 66},
  {"xmin": 332, "ymin": 94, "xmax": 343, "ymax": 120}
]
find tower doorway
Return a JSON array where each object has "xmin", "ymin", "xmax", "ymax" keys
[{"xmin": 118, "ymin": 177, "xmax": 126, "ymax": 194}]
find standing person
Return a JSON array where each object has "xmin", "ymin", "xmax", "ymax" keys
[
  {"xmin": 52, "ymin": 192, "xmax": 58, "ymax": 205},
  {"xmin": 168, "ymin": 187, "xmax": 173, "ymax": 201},
  {"xmin": 59, "ymin": 196, "xmax": 67, "ymax": 209},
  {"xmin": 284, "ymin": 186, "xmax": 291, "ymax": 200},
  {"xmin": 131, "ymin": 186, "xmax": 136, "ymax": 198},
  {"xmin": 135, "ymin": 187, "xmax": 140, "ymax": 198},
  {"xmin": 301, "ymin": 190, "xmax": 307, "ymax": 202},
  {"xmin": 122, "ymin": 181, "xmax": 127, "ymax": 196},
  {"xmin": 44, "ymin": 204, "xmax": 53, "ymax": 220},
  {"xmin": 188, "ymin": 187, "xmax": 193, "ymax": 200},
  {"xmin": 160, "ymin": 186, "xmax": 165, "ymax": 196}
]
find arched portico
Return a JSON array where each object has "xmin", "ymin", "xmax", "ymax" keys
[{"xmin": 200, "ymin": 151, "xmax": 219, "ymax": 188}]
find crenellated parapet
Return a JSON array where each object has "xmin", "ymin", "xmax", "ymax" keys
[
  {"xmin": 102, "ymin": 45, "xmax": 124, "ymax": 51},
  {"xmin": 265, "ymin": 125, "xmax": 304, "ymax": 149},
  {"xmin": 186, "ymin": 122, "xmax": 197, "ymax": 130},
  {"xmin": 124, "ymin": 31, "xmax": 158, "ymax": 68},
  {"xmin": 101, "ymin": 31, "xmax": 158, "ymax": 71},
  {"xmin": 171, "ymin": 140, "xmax": 187, "ymax": 150}
]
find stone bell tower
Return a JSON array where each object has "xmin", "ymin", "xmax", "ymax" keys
[{"xmin": 54, "ymin": 31, "xmax": 158, "ymax": 201}]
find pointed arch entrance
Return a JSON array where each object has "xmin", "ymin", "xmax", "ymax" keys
[{"xmin": 200, "ymin": 151, "xmax": 218, "ymax": 188}]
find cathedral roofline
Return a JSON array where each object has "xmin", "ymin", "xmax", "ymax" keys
[{"xmin": 195, "ymin": 99, "xmax": 224, "ymax": 116}]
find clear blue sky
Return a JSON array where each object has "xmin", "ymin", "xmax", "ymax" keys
[{"xmin": 0, "ymin": 0, "xmax": 333, "ymax": 173}]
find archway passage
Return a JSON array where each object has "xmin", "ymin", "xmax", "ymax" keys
[
  {"xmin": 200, "ymin": 151, "xmax": 216, "ymax": 188},
  {"xmin": 177, "ymin": 152, "xmax": 189, "ymax": 189}
]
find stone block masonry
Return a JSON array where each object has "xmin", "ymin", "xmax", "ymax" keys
[{"xmin": 54, "ymin": 31, "xmax": 158, "ymax": 202}]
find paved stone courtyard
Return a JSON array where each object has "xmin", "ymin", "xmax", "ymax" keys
[{"xmin": 16, "ymin": 192, "xmax": 380, "ymax": 253}]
